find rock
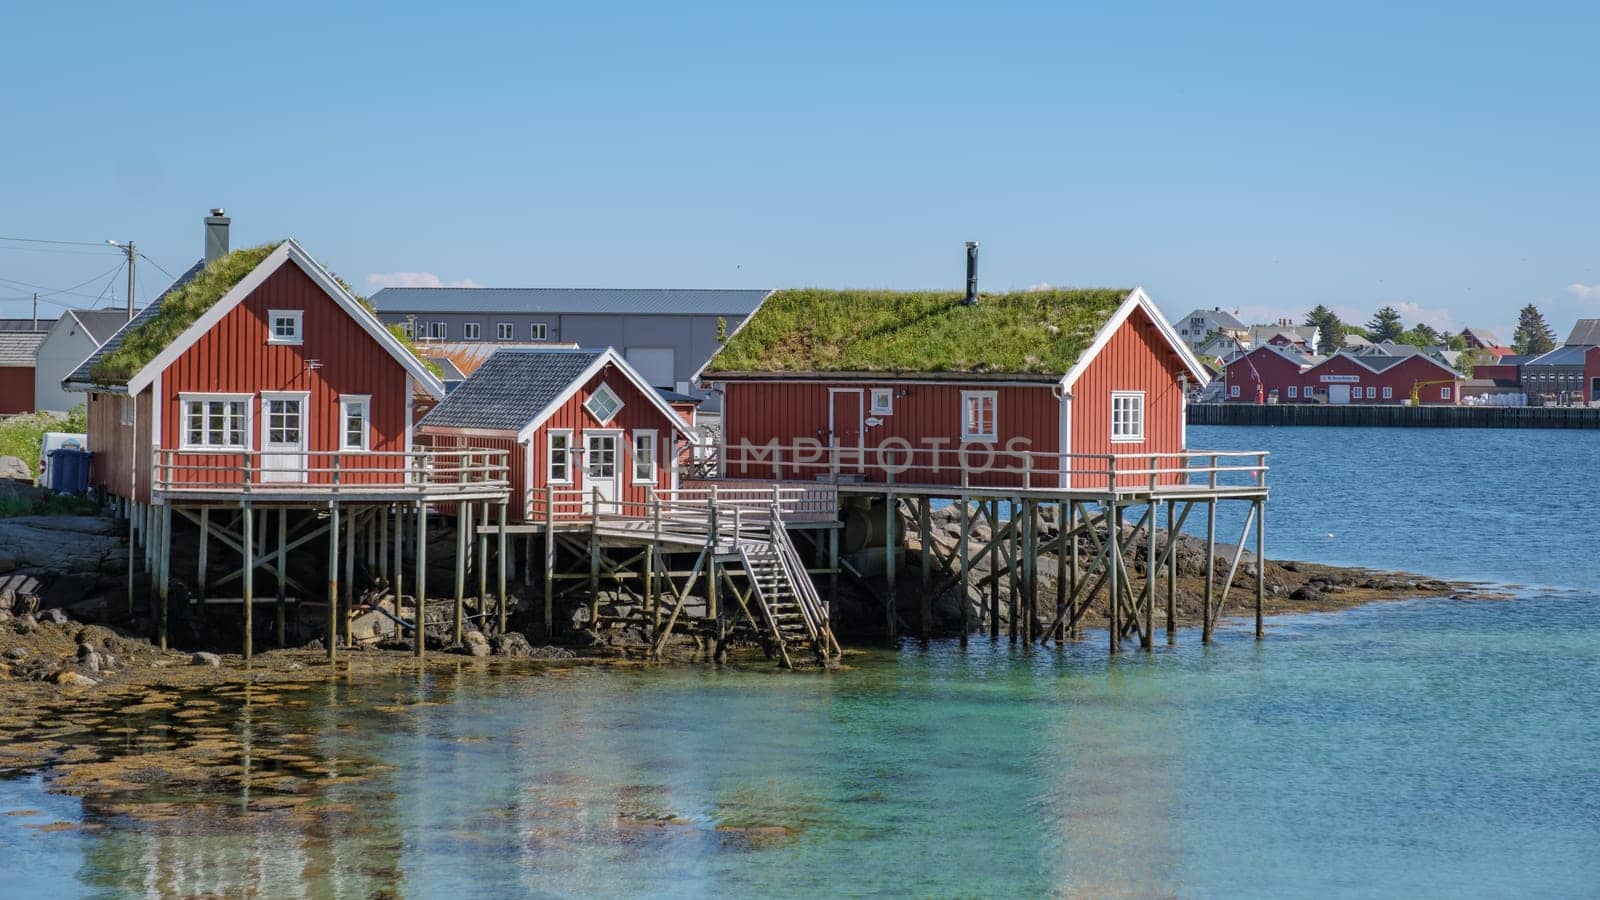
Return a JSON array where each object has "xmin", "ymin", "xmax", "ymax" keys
[
  {"xmin": 12, "ymin": 614, "xmax": 36, "ymax": 635},
  {"xmin": 526, "ymin": 645, "xmax": 577, "ymax": 660},
  {"xmin": 53, "ymin": 670, "xmax": 97, "ymax": 689},
  {"xmin": 0, "ymin": 516, "xmax": 126, "ymax": 575},
  {"xmin": 4, "ymin": 647, "xmax": 26, "ymax": 661},
  {"xmin": 1290, "ymin": 586, "xmax": 1324, "ymax": 602},
  {"xmin": 39, "ymin": 608, "xmax": 69, "ymax": 625},
  {"xmin": 461, "ymin": 630, "xmax": 492, "ymax": 657},
  {"xmin": 490, "ymin": 632, "xmax": 535, "ymax": 658},
  {"xmin": 191, "ymin": 651, "xmax": 222, "ymax": 668},
  {"xmin": 78, "ymin": 649, "xmax": 103, "ymax": 674},
  {"xmin": 0, "ymin": 456, "xmax": 31, "ymax": 482},
  {"xmin": 303, "ymin": 638, "xmax": 324, "ymax": 653}
]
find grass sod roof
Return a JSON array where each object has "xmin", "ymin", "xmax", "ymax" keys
[
  {"xmin": 88, "ymin": 242, "xmax": 438, "ymax": 385},
  {"xmin": 704, "ymin": 287, "xmax": 1132, "ymax": 376}
]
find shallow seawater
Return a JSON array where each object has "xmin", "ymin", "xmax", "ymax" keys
[{"xmin": 4, "ymin": 425, "xmax": 1600, "ymax": 897}]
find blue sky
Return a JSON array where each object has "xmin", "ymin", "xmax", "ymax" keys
[{"xmin": 3, "ymin": 1, "xmax": 1597, "ymax": 342}]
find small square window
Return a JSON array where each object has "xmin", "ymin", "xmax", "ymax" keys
[
  {"xmin": 463, "ymin": 322, "xmax": 481, "ymax": 340},
  {"xmin": 1441, "ymin": 387, "xmax": 1452, "ymax": 400},
  {"xmin": 584, "ymin": 383, "xmax": 624, "ymax": 424},
  {"xmin": 961, "ymin": 391, "xmax": 996, "ymax": 441},
  {"xmin": 1111, "ymin": 391, "xmax": 1144, "ymax": 442},
  {"xmin": 1287, "ymin": 386, "xmax": 1298, "ymax": 399},
  {"xmin": 1230, "ymin": 385, "xmax": 1241, "ymax": 398},
  {"xmin": 1365, "ymin": 386, "xmax": 1376, "ymax": 399},
  {"xmin": 1382, "ymin": 386, "xmax": 1393, "ymax": 400},
  {"xmin": 870, "ymin": 388, "xmax": 894, "ymax": 415},
  {"xmin": 496, "ymin": 322, "xmax": 514, "ymax": 341},
  {"xmin": 530, "ymin": 323, "xmax": 548, "ymax": 341},
  {"xmin": 268, "ymin": 310, "xmax": 303, "ymax": 345}
]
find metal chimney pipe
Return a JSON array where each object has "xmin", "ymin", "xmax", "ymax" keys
[
  {"xmin": 963, "ymin": 241, "xmax": 979, "ymax": 305},
  {"xmin": 204, "ymin": 208, "xmax": 231, "ymax": 266}
]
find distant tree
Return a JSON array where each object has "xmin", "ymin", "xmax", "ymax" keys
[
  {"xmin": 1366, "ymin": 306, "xmax": 1405, "ymax": 343},
  {"xmin": 1512, "ymin": 304, "xmax": 1556, "ymax": 355},
  {"xmin": 1454, "ymin": 347, "xmax": 1489, "ymax": 377},
  {"xmin": 1440, "ymin": 331, "xmax": 1469, "ymax": 351},
  {"xmin": 1303, "ymin": 305, "xmax": 1344, "ymax": 355},
  {"xmin": 1401, "ymin": 323, "xmax": 1441, "ymax": 348},
  {"xmin": 1343, "ymin": 324, "xmax": 1373, "ymax": 340}
]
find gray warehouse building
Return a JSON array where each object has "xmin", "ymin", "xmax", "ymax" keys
[{"xmin": 369, "ymin": 287, "xmax": 770, "ymax": 412}]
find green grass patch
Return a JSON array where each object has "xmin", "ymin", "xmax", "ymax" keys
[
  {"xmin": 0, "ymin": 407, "xmax": 87, "ymax": 468},
  {"xmin": 0, "ymin": 488, "xmax": 100, "ymax": 518},
  {"xmin": 705, "ymin": 287, "xmax": 1130, "ymax": 375}
]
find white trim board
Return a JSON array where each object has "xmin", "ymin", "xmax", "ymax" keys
[
  {"xmin": 126, "ymin": 240, "xmax": 445, "ymax": 399},
  {"xmin": 1060, "ymin": 287, "xmax": 1211, "ymax": 393}
]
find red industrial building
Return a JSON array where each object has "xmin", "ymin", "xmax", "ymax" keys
[
  {"xmin": 0, "ymin": 330, "xmax": 46, "ymax": 414},
  {"xmin": 1224, "ymin": 346, "xmax": 1461, "ymax": 404},
  {"xmin": 703, "ymin": 287, "xmax": 1211, "ymax": 489},
  {"xmin": 1588, "ymin": 346, "xmax": 1600, "ymax": 403}
]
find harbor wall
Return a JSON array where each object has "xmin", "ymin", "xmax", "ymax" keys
[{"xmin": 1188, "ymin": 403, "xmax": 1600, "ymax": 429}]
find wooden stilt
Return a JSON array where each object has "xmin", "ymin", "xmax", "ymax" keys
[
  {"xmin": 544, "ymin": 486, "xmax": 556, "ymax": 635},
  {"xmin": 1108, "ymin": 502, "xmax": 1121, "ymax": 654},
  {"xmin": 242, "ymin": 502, "xmax": 254, "ymax": 663},
  {"xmin": 392, "ymin": 504, "xmax": 404, "ymax": 614},
  {"xmin": 414, "ymin": 502, "xmax": 427, "ymax": 658},
  {"xmin": 276, "ymin": 508, "xmax": 288, "ymax": 649},
  {"xmin": 958, "ymin": 497, "xmax": 971, "ymax": 647},
  {"xmin": 1142, "ymin": 502, "xmax": 1155, "ymax": 651},
  {"xmin": 1255, "ymin": 498, "xmax": 1265, "ymax": 640},
  {"xmin": 918, "ymin": 498, "xmax": 932, "ymax": 640},
  {"xmin": 478, "ymin": 502, "xmax": 490, "ymax": 627},
  {"xmin": 454, "ymin": 501, "xmax": 468, "ymax": 646},
  {"xmin": 497, "ymin": 501, "xmax": 508, "ymax": 635},
  {"xmin": 884, "ymin": 494, "xmax": 897, "ymax": 642},
  {"xmin": 197, "ymin": 507, "xmax": 209, "ymax": 600},
  {"xmin": 987, "ymin": 501, "xmax": 1000, "ymax": 639},
  {"xmin": 327, "ymin": 503, "xmax": 340, "ymax": 662},
  {"xmin": 826, "ymin": 526, "xmax": 839, "ymax": 621},
  {"xmin": 1166, "ymin": 500, "xmax": 1177, "ymax": 644},
  {"xmin": 343, "ymin": 505, "xmax": 355, "ymax": 648},
  {"xmin": 1203, "ymin": 496, "xmax": 1216, "ymax": 637},
  {"xmin": 1056, "ymin": 501, "xmax": 1071, "ymax": 644},
  {"xmin": 157, "ymin": 503, "xmax": 171, "ymax": 651},
  {"xmin": 126, "ymin": 501, "xmax": 137, "ymax": 616},
  {"xmin": 379, "ymin": 505, "xmax": 389, "ymax": 580}
]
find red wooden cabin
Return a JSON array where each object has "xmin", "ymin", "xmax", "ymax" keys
[
  {"xmin": 1221, "ymin": 345, "xmax": 1318, "ymax": 403},
  {"xmin": 699, "ymin": 287, "xmax": 1212, "ymax": 490},
  {"xmin": 64, "ymin": 239, "xmax": 461, "ymax": 503},
  {"xmin": 416, "ymin": 347, "xmax": 697, "ymax": 520}
]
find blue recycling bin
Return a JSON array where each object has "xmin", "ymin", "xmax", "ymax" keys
[{"xmin": 47, "ymin": 448, "xmax": 92, "ymax": 494}]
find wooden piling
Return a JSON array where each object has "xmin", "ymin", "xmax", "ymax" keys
[
  {"xmin": 1142, "ymin": 503, "xmax": 1155, "ymax": 651},
  {"xmin": 242, "ymin": 502, "xmax": 254, "ymax": 663},
  {"xmin": 1056, "ymin": 500, "xmax": 1072, "ymax": 644},
  {"xmin": 1203, "ymin": 500, "xmax": 1216, "ymax": 643},
  {"xmin": 1108, "ymin": 502, "xmax": 1120, "ymax": 654},
  {"xmin": 1166, "ymin": 500, "xmax": 1177, "ymax": 645},
  {"xmin": 327, "ymin": 502, "xmax": 340, "ymax": 663},
  {"xmin": 414, "ymin": 502, "xmax": 427, "ymax": 658},
  {"xmin": 958, "ymin": 497, "xmax": 971, "ymax": 647},
  {"xmin": 343, "ymin": 505, "xmax": 355, "ymax": 648},
  {"xmin": 988, "ymin": 501, "xmax": 1000, "ymax": 639},
  {"xmin": 197, "ymin": 507, "xmax": 209, "ymax": 600},
  {"xmin": 392, "ymin": 504, "xmax": 404, "ymax": 614},
  {"xmin": 918, "ymin": 498, "xmax": 932, "ymax": 640},
  {"xmin": 276, "ymin": 509, "xmax": 287, "ymax": 649},
  {"xmin": 157, "ymin": 503, "xmax": 171, "ymax": 651},
  {"xmin": 543, "ymin": 487, "xmax": 556, "ymax": 635},
  {"xmin": 1255, "ymin": 498, "xmax": 1265, "ymax": 640},
  {"xmin": 454, "ymin": 501, "xmax": 468, "ymax": 646},
  {"xmin": 478, "ymin": 501, "xmax": 490, "ymax": 627},
  {"xmin": 885, "ymin": 494, "xmax": 897, "ymax": 641},
  {"xmin": 497, "ymin": 501, "xmax": 508, "ymax": 634}
]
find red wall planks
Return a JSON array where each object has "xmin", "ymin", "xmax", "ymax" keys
[
  {"xmin": 0, "ymin": 367, "xmax": 34, "ymax": 415},
  {"xmin": 1070, "ymin": 306, "xmax": 1191, "ymax": 487}
]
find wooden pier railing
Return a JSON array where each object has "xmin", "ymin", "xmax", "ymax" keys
[{"xmin": 153, "ymin": 448, "xmax": 510, "ymax": 496}]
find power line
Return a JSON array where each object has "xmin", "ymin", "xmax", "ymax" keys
[
  {"xmin": 0, "ymin": 261, "xmax": 129, "ymax": 303},
  {"xmin": 0, "ymin": 235, "xmax": 115, "ymax": 248},
  {"xmin": 138, "ymin": 252, "xmax": 177, "ymax": 281}
]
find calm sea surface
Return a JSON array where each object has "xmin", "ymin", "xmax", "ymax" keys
[{"xmin": 2, "ymin": 425, "xmax": 1597, "ymax": 898}]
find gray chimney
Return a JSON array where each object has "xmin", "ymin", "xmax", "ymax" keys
[
  {"xmin": 962, "ymin": 241, "xmax": 980, "ymax": 305},
  {"xmin": 204, "ymin": 208, "xmax": 231, "ymax": 266}
]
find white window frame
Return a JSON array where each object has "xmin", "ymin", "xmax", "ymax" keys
[
  {"xmin": 179, "ymin": 392, "xmax": 253, "ymax": 452},
  {"xmin": 1110, "ymin": 391, "xmax": 1145, "ymax": 443},
  {"xmin": 1287, "ymin": 385, "xmax": 1298, "ymax": 399},
  {"xmin": 547, "ymin": 429, "xmax": 573, "ymax": 484},
  {"xmin": 428, "ymin": 321, "xmax": 447, "ymax": 340},
  {"xmin": 585, "ymin": 382, "xmax": 624, "ymax": 425},
  {"xmin": 1365, "ymin": 386, "xmax": 1377, "ymax": 399},
  {"xmin": 530, "ymin": 323, "xmax": 548, "ymax": 341},
  {"xmin": 961, "ymin": 390, "xmax": 997, "ymax": 442},
  {"xmin": 870, "ymin": 387, "xmax": 894, "ymax": 415},
  {"xmin": 632, "ymin": 429, "xmax": 657, "ymax": 485},
  {"xmin": 462, "ymin": 322, "xmax": 481, "ymax": 341},
  {"xmin": 339, "ymin": 394, "xmax": 371, "ymax": 452},
  {"xmin": 1382, "ymin": 386, "xmax": 1393, "ymax": 400},
  {"xmin": 496, "ymin": 322, "xmax": 514, "ymax": 341},
  {"xmin": 267, "ymin": 309, "xmax": 303, "ymax": 345},
  {"xmin": 1441, "ymin": 386, "xmax": 1452, "ymax": 400},
  {"xmin": 1230, "ymin": 384, "xmax": 1241, "ymax": 398}
]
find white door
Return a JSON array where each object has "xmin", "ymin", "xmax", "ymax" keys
[
  {"xmin": 584, "ymin": 432, "xmax": 620, "ymax": 511},
  {"xmin": 1328, "ymin": 384, "xmax": 1351, "ymax": 405},
  {"xmin": 625, "ymin": 347, "xmax": 676, "ymax": 388},
  {"xmin": 261, "ymin": 395, "xmax": 308, "ymax": 483}
]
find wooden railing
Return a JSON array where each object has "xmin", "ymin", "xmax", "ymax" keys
[
  {"xmin": 153, "ymin": 448, "xmax": 510, "ymax": 494},
  {"xmin": 700, "ymin": 440, "xmax": 1269, "ymax": 493},
  {"xmin": 527, "ymin": 484, "xmax": 834, "ymax": 526}
]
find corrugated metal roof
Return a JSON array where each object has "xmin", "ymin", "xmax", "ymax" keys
[
  {"xmin": 0, "ymin": 331, "xmax": 46, "ymax": 365},
  {"xmin": 1565, "ymin": 319, "xmax": 1600, "ymax": 346},
  {"xmin": 1525, "ymin": 345, "xmax": 1591, "ymax": 367},
  {"xmin": 0, "ymin": 318, "xmax": 55, "ymax": 333},
  {"xmin": 371, "ymin": 287, "xmax": 771, "ymax": 316},
  {"xmin": 64, "ymin": 260, "xmax": 204, "ymax": 389},
  {"xmin": 69, "ymin": 309, "xmax": 135, "ymax": 345},
  {"xmin": 419, "ymin": 348, "xmax": 604, "ymax": 431}
]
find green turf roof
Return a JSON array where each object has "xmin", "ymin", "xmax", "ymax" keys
[{"xmin": 704, "ymin": 287, "xmax": 1132, "ymax": 376}]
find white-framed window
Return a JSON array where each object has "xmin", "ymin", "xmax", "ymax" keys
[
  {"xmin": 530, "ymin": 323, "xmax": 548, "ymax": 341},
  {"xmin": 180, "ymin": 393, "xmax": 251, "ymax": 450},
  {"xmin": 1382, "ymin": 386, "xmax": 1393, "ymax": 400},
  {"xmin": 496, "ymin": 322, "xmax": 514, "ymax": 341},
  {"xmin": 1111, "ymin": 391, "xmax": 1145, "ymax": 442},
  {"xmin": 1287, "ymin": 386, "xmax": 1298, "ymax": 399},
  {"xmin": 1230, "ymin": 384, "xmax": 1241, "ymax": 398},
  {"xmin": 870, "ymin": 387, "xmax": 894, "ymax": 415},
  {"xmin": 1441, "ymin": 386, "xmax": 1452, "ymax": 399},
  {"xmin": 632, "ymin": 429, "xmax": 657, "ymax": 484},
  {"xmin": 428, "ymin": 321, "xmax": 447, "ymax": 340},
  {"xmin": 547, "ymin": 430, "xmax": 572, "ymax": 483},
  {"xmin": 340, "ymin": 395, "xmax": 371, "ymax": 451},
  {"xmin": 1365, "ymin": 386, "xmax": 1376, "ymax": 399},
  {"xmin": 961, "ymin": 391, "xmax": 997, "ymax": 441},
  {"xmin": 268, "ymin": 309, "xmax": 303, "ymax": 345},
  {"xmin": 585, "ymin": 382, "xmax": 624, "ymax": 424},
  {"xmin": 462, "ymin": 322, "xmax": 481, "ymax": 340}
]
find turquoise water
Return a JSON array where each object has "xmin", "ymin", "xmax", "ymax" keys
[{"xmin": 3, "ymin": 426, "xmax": 1598, "ymax": 897}]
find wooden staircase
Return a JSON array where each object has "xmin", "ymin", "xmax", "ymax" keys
[{"xmin": 738, "ymin": 537, "xmax": 839, "ymax": 669}]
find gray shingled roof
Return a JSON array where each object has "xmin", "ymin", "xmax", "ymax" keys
[
  {"xmin": 371, "ymin": 287, "xmax": 770, "ymax": 316},
  {"xmin": 69, "ymin": 309, "xmax": 136, "ymax": 345},
  {"xmin": 0, "ymin": 331, "xmax": 46, "ymax": 365},
  {"xmin": 1565, "ymin": 319, "xmax": 1600, "ymax": 346},
  {"xmin": 64, "ymin": 260, "xmax": 204, "ymax": 390},
  {"xmin": 419, "ymin": 348, "xmax": 604, "ymax": 431}
]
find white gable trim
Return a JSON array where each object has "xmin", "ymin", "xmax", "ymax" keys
[
  {"xmin": 690, "ymin": 290, "xmax": 775, "ymax": 385},
  {"xmin": 513, "ymin": 348, "xmax": 698, "ymax": 444},
  {"xmin": 126, "ymin": 240, "xmax": 446, "ymax": 398},
  {"xmin": 1061, "ymin": 288, "xmax": 1210, "ymax": 393}
]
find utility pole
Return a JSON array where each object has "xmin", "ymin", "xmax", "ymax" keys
[
  {"xmin": 31, "ymin": 293, "xmax": 38, "ymax": 332},
  {"xmin": 108, "ymin": 239, "xmax": 136, "ymax": 320}
]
